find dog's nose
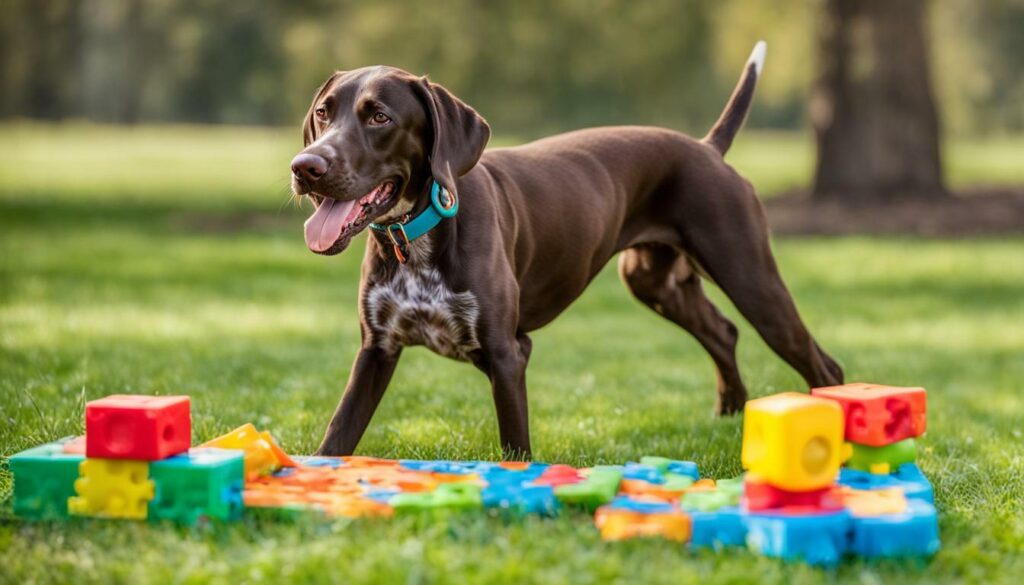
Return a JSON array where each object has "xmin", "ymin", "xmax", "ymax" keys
[{"xmin": 290, "ymin": 153, "xmax": 329, "ymax": 184}]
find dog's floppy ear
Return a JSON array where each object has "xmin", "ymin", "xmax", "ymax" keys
[
  {"xmin": 303, "ymin": 71, "xmax": 344, "ymax": 146},
  {"xmin": 415, "ymin": 77, "xmax": 490, "ymax": 198}
]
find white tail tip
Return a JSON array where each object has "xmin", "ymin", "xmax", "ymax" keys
[{"xmin": 748, "ymin": 40, "xmax": 767, "ymax": 76}]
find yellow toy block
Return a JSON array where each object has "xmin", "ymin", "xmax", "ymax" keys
[
  {"xmin": 741, "ymin": 392, "xmax": 849, "ymax": 491},
  {"xmin": 202, "ymin": 423, "xmax": 297, "ymax": 480},
  {"xmin": 68, "ymin": 458, "xmax": 155, "ymax": 519}
]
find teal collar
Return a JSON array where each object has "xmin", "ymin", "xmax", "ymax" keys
[{"xmin": 370, "ymin": 180, "xmax": 458, "ymax": 263}]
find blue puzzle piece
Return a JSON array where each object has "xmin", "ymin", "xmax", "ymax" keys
[
  {"xmin": 837, "ymin": 463, "xmax": 934, "ymax": 503},
  {"xmin": 605, "ymin": 496, "xmax": 675, "ymax": 514},
  {"xmin": 364, "ymin": 489, "xmax": 401, "ymax": 504},
  {"xmin": 398, "ymin": 460, "xmax": 477, "ymax": 474},
  {"xmin": 689, "ymin": 507, "xmax": 747, "ymax": 550},
  {"xmin": 482, "ymin": 482, "xmax": 559, "ymax": 516},
  {"xmin": 666, "ymin": 461, "xmax": 699, "ymax": 481},
  {"xmin": 849, "ymin": 499, "xmax": 940, "ymax": 558},
  {"xmin": 621, "ymin": 464, "xmax": 665, "ymax": 484},
  {"xmin": 744, "ymin": 509, "xmax": 851, "ymax": 566}
]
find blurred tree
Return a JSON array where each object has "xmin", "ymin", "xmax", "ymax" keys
[{"xmin": 812, "ymin": 0, "xmax": 946, "ymax": 201}]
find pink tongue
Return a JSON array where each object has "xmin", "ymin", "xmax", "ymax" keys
[{"xmin": 304, "ymin": 198, "xmax": 358, "ymax": 252}]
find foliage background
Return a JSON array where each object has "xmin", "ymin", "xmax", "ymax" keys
[{"xmin": 2, "ymin": 0, "xmax": 1022, "ymax": 137}]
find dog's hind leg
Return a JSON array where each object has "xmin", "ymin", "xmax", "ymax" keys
[
  {"xmin": 680, "ymin": 191, "xmax": 844, "ymax": 392},
  {"xmin": 619, "ymin": 244, "xmax": 748, "ymax": 414}
]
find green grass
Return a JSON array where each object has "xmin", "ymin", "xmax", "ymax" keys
[{"xmin": 1, "ymin": 123, "xmax": 1023, "ymax": 584}]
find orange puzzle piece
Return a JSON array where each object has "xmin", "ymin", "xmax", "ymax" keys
[
  {"xmin": 811, "ymin": 383, "xmax": 927, "ymax": 447},
  {"xmin": 594, "ymin": 507, "xmax": 691, "ymax": 542}
]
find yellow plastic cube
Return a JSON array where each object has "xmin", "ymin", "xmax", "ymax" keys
[
  {"xmin": 68, "ymin": 458, "xmax": 154, "ymax": 519},
  {"xmin": 741, "ymin": 392, "xmax": 847, "ymax": 491}
]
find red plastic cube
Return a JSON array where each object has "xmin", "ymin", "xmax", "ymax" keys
[
  {"xmin": 85, "ymin": 395, "xmax": 191, "ymax": 460},
  {"xmin": 743, "ymin": 474, "xmax": 842, "ymax": 513},
  {"xmin": 811, "ymin": 383, "xmax": 926, "ymax": 447}
]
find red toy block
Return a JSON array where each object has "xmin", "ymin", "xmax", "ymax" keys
[
  {"xmin": 743, "ymin": 474, "xmax": 842, "ymax": 513},
  {"xmin": 533, "ymin": 465, "xmax": 584, "ymax": 487},
  {"xmin": 811, "ymin": 383, "xmax": 926, "ymax": 447},
  {"xmin": 85, "ymin": 395, "xmax": 191, "ymax": 460}
]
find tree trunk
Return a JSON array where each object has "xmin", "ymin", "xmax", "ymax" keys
[{"xmin": 812, "ymin": 0, "xmax": 946, "ymax": 202}]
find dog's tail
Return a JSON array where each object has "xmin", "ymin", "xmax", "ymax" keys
[{"xmin": 703, "ymin": 40, "xmax": 766, "ymax": 155}]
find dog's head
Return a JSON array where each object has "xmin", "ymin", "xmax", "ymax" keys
[{"xmin": 291, "ymin": 66, "xmax": 490, "ymax": 255}]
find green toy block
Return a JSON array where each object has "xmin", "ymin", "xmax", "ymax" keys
[
  {"xmin": 639, "ymin": 456, "xmax": 672, "ymax": 473},
  {"xmin": 663, "ymin": 473, "xmax": 696, "ymax": 491},
  {"xmin": 391, "ymin": 483, "xmax": 482, "ymax": 516},
  {"xmin": 847, "ymin": 438, "xmax": 917, "ymax": 474},
  {"xmin": 149, "ymin": 448, "xmax": 244, "ymax": 525},
  {"xmin": 9, "ymin": 439, "xmax": 84, "ymax": 520},
  {"xmin": 679, "ymin": 475, "xmax": 744, "ymax": 512},
  {"xmin": 555, "ymin": 467, "xmax": 622, "ymax": 512}
]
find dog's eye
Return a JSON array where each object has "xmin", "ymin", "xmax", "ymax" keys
[
  {"xmin": 369, "ymin": 112, "xmax": 391, "ymax": 126},
  {"xmin": 314, "ymin": 106, "xmax": 327, "ymax": 121}
]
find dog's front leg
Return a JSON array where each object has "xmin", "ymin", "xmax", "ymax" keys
[
  {"xmin": 315, "ymin": 346, "xmax": 401, "ymax": 456},
  {"xmin": 476, "ymin": 335, "xmax": 532, "ymax": 460}
]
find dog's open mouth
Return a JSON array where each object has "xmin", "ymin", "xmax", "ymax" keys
[{"xmin": 303, "ymin": 182, "xmax": 397, "ymax": 254}]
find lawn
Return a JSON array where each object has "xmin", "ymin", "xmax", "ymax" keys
[{"xmin": 1, "ymin": 124, "xmax": 1022, "ymax": 584}]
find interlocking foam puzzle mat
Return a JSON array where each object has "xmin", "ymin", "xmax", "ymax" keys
[{"xmin": 7, "ymin": 385, "xmax": 940, "ymax": 567}]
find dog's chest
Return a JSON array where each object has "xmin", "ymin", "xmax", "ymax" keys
[{"xmin": 364, "ymin": 267, "xmax": 481, "ymax": 361}]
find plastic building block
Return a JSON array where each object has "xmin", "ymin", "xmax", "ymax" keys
[
  {"xmin": 833, "ymin": 487, "xmax": 908, "ymax": 517},
  {"xmin": 533, "ymin": 464, "xmax": 584, "ymax": 486},
  {"xmin": 837, "ymin": 463, "xmax": 934, "ymax": 503},
  {"xmin": 848, "ymin": 499, "xmax": 940, "ymax": 558},
  {"xmin": 742, "ymin": 473, "xmax": 841, "ymax": 513},
  {"xmin": 846, "ymin": 438, "xmax": 917, "ymax": 474},
  {"xmin": 482, "ymin": 483, "xmax": 559, "ymax": 516},
  {"xmin": 390, "ymin": 483, "xmax": 482, "ymax": 515},
  {"xmin": 689, "ymin": 507, "xmax": 747, "ymax": 549},
  {"xmin": 85, "ymin": 395, "xmax": 191, "ymax": 460},
  {"xmin": 68, "ymin": 458, "xmax": 155, "ymax": 519},
  {"xmin": 594, "ymin": 506, "xmax": 691, "ymax": 542},
  {"xmin": 202, "ymin": 423, "xmax": 297, "ymax": 480},
  {"xmin": 741, "ymin": 392, "xmax": 847, "ymax": 491},
  {"xmin": 554, "ymin": 467, "xmax": 623, "ymax": 511},
  {"xmin": 621, "ymin": 464, "xmax": 664, "ymax": 484},
  {"xmin": 149, "ymin": 448, "xmax": 245, "ymax": 525},
  {"xmin": 744, "ymin": 509, "xmax": 851, "ymax": 566},
  {"xmin": 9, "ymin": 439, "xmax": 85, "ymax": 520},
  {"xmin": 605, "ymin": 495, "xmax": 676, "ymax": 514},
  {"xmin": 62, "ymin": 435, "xmax": 86, "ymax": 455},
  {"xmin": 811, "ymin": 383, "xmax": 926, "ymax": 447}
]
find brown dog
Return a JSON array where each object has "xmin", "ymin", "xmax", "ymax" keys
[{"xmin": 290, "ymin": 42, "xmax": 843, "ymax": 458}]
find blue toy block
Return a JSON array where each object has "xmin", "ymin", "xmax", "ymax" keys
[
  {"xmin": 482, "ymin": 482, "xmax": 559, "ymax": 516},
  {"xmin": 837, "ymin": 463, "xmax": 934, "ymax": 503},
  {"xmin": 605, "ymin": 496, "xmax": 675, "ymax": 514},
  {"xmin": 666, "ymin": 460, "xmax": 699, "ymax": 481},
  {"xmin": 744, "ymin": 509, "xmax": 852, "ymax": 566},
  {"xmin": 849, "ymin": 499, "xmax": 940, "ymax": 559},
  {"xmin": 689, "ymin": 507, "xmax": 747, "ymax": 550},
  {"xmin": 398, "ymin": 460, "xmax": 476, "ymax": 474},
  {"xmin": 621, "ymin": 464, "xmax": 665, "ymax": 484}
]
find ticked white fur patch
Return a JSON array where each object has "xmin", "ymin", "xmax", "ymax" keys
[{"xmin": 364, "ymin": 240, "xmax": 481, "ymax": 361}]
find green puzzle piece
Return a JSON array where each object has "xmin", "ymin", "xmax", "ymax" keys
[
  {"xmin": 9, "ymin": 439, "xmax": 84, "ymax": 521},
  {"xmin": 679, "ymin": 475, "xmax": 744, "ymax": 512},
  {"xmin": 391, "ymin": 483, "xmax": 482, "ymax": 516},
  {"xmin": 555, "ymin": 467, "xmax": 623, "ymax": 512},
  {"xmin": 149, "ymin": 448, "xmax": 245, "ymax": 525},
  {"xmin": 847, "ymin": 438, "xmax": 917, "ymax": 474}
]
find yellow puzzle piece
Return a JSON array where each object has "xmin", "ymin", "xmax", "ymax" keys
[
  {"xmin": 741, "ymin": 392, "xmax": 849, "ymax": 491},
  {"xmin": 68, "ymin": 458, "xmax": 155, "ymax": 519}
]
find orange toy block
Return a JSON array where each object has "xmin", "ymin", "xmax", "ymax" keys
[
  {"xmin": 833, "ymin": 487, "xmax": 908, "ymax": 517},
  {"xmin": 811, "ymin": 383, "xmax": 926, "ymax": 447},
  {"xmin": 594, "ymin": 507, "xmax": 691, "ymax": 542}
]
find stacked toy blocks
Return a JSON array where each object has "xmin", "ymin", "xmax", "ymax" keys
[
  {"xmin": 812, "ymin": 383, "xmax": 926, "ymax": 474},
  {"xmin": 9, "ymin": 394, "xmax": 246, "ymax": 524}
]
